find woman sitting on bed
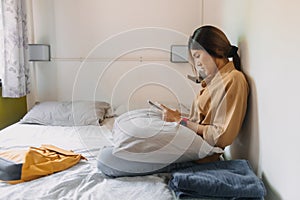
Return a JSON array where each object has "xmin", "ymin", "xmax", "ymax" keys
[
  {"xmin": 161, "ymin": 25, "xmax": 249, "ymax": 163},
  {"xmin": 98, "ymin": 25, "xmax": 249, "ymax": 177}
]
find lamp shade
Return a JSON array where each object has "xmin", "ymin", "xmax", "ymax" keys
[{"xmin": 28, "ymin": 44, "xmax": 51, "ymax": 61}]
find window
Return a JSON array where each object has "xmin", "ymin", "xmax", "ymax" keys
[{"xmin": 0, "ymin": 2, "xmax": 4, "ymax": 80}]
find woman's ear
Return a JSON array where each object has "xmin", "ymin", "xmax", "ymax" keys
[
  {"xmin": 215, "ymin": 48, "xmax": 224, "ymax": 57},
  {"xmin": 213, "ymin": 57, "xmax": 229, "ymax": 69}
]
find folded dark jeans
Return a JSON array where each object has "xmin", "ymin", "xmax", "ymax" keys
[{"xmin": 168, "ymin": 159, "xmax": 266, "ymax": 199}]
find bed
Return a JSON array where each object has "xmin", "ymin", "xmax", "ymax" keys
[
  {"xmin": 0, "ymin": 101, "xmax": 178, "ymax": 200},
  {"xmin": 0, "ymin": 101, "xmax": 265, "ymax": 200},
  {"xmin": 0, "ymin": 121, "xmax": 181, "ymax": 200}
]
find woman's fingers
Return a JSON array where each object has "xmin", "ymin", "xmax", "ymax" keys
[
  {"xmin": 161, "ymin": 104, "xmax": 172, "ymax": 122},
  {"xmin": 160, "ymin": 104, "xmax": 174, "ymax": 112},
  {"xmin": 161, "ymin": 105, "xmax": 181, "ymax": 123},
  {"xmin": 159, "ymin": 103, "xmax": 168, "ymax": 110}
]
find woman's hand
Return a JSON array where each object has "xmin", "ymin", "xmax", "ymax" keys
[{"xmin": 160, "ymin": 104, "xmax": 181, "ymax": 123}]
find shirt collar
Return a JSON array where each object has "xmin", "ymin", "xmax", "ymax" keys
[{"xmin": 218, "ymin": 61, "xmax": 235, "ymax": 76}]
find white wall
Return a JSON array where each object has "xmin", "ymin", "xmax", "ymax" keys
[
  {"xmin": 29, "ymin": 0, "xmax": 204, "ymax": 111},
  {"xmin": 203, "ymin": 0, "xmax": 300, "ymax": 199}
]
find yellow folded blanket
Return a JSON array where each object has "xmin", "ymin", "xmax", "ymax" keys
[{"xmin": 0, "ymin": 144, "xmax": 86, "ymax": 184}]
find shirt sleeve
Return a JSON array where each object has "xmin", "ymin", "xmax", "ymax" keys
[{"xmin": 202, "ymin": 73, "xmax": 249, "ymax": 148}]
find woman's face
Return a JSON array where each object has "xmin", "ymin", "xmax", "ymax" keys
[{"xmin": 190, "ymin": 49, "xmax": 217, "ymax": 78}]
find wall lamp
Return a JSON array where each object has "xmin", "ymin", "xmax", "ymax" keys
[
  {"xmin": 170, "ymin": 45, "xmax": 188, "ymax": 63},
  {"xmin": 28, "ymin": 44, "xmax": 51, "ymax": 61},
  {"xmin": 170, "ymin": 45, "xmax": 202, "ymax": 84}
]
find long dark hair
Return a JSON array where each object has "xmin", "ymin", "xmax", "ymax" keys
[{"xmin": 188, "ymin": 25, "xmax": 241, "ymax": 71}]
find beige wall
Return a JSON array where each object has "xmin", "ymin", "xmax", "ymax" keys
[
  {"xmin": 203, "ymin": 0, "xmax": 299, "ymax": 199},
  {"xmin": 29, "ymin": 0, "xmax": 204, "ymax": 110}
]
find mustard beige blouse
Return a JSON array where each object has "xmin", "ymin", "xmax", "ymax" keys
[{"xmin": 189, "ymin": 61, "xmax": 249, "ymax": 148}]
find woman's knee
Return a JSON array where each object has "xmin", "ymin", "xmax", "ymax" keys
[
  {"xmin": 97, "ymin": 147, "xmax": 119, "ymax": 177},
  {"xmin": 98, "ymin": 146, "xmax": 140, "ymax": 177}
]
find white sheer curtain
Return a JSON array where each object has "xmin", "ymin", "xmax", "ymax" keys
[
  {"xmin": 0, "ymin": 0, "xmax": 30, "ymax": 98},
  {"xmin": 0, "ymin": 2, "xmax": 4, "ymax": 82}
]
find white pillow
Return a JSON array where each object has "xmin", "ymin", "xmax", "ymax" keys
[
  {"xmin": 20, "ymin": 101, "xmax": 112, "ymax": 126},
  {"xmin": 112, "ymin": 109, "xmax": 223, "ymax": 164}
]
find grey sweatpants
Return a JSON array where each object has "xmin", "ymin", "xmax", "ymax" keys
[{"xmin": 97, "ymin": 147, "xmax": 198, "ymax": 177}]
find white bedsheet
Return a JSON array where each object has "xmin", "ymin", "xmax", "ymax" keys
[{"xmin": 0, "ymin": 120, "xmax": 173, "ymax": 200}]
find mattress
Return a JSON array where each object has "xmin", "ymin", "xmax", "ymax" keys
[{"xmin": 0, "ymin": 119, "xmax": 174, "ymax": 200}]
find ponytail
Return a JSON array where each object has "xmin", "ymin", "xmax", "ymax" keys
[
  {"xmin": 232, "ymin": 54, "xmax": 241, "ymax": 71},
  {"xmin": 227, "ymin": 45, "xmax": 241, "ymax": 71}
]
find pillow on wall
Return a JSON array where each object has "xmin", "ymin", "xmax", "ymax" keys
[
  {"xmin": 111, "ymin": 109, "xmax": 223, "ymax": 164},
  {"xmin": 20, "ymin": 101, "xmax": 112, "ymax": 126}
]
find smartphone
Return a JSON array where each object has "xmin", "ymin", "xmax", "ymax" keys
[{"xmin": 147, "ymin": 100, "xmax": 163, "ymax": 111}]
